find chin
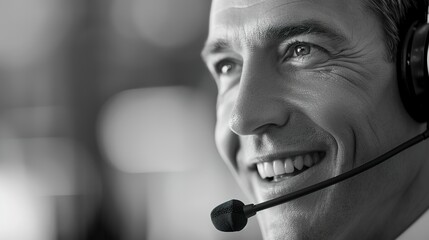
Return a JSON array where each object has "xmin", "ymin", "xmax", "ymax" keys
[
  {"xmin": 257, "ymin": 214, "xmax": 307, "ymax": 240},
  {"xmin": 256, "ymin": 202, "xmax": 320, "ymax": 240}
]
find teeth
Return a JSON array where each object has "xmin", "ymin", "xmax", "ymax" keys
[
  {"xmin": 304, "ymin": 154, "xmax": 313, "ymax": 167},
  {"xmin": 264, "ymin": 162, "xmax": 275, "ymax": 178},
  {"xmin": 256, "ymin": 152, "xmax": 324, "ymax": 180},
  {"xmin": 294, "ymin": 155, "xmax": 304, "ymax": 170},
  {"xmin": 257, "ymin": 163, "xmax": 266, "ymax": 179},
  {"xmin": 273, "ymin": 160, "xmax": 286, "ymax": 175},
  {"xmin": 284, "ymin": 158, "xmax": 294, "ymax": 174}
]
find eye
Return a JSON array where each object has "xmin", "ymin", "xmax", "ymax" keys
[
  {"xmin": 294, "ymin": 44, "xmax": 311, "ymax": 56},
  {"xmin": 211, "ymin": 58, "xmax": 242, "ymax": 92},
  {"xmin": 282, "ymin": 41, "xmax": 329, "ymax": 65},
  {"xmin": 214, "ymin": 59, "xmax": 239, "ymax": 76}
]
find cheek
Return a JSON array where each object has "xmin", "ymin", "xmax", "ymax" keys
[
  {"xmin": 214, "ymin": 91, "xmax": 239, "ymax": 167},
  {"xmin": 290, "ymin": 71, "xmax": 383, "ymax": 165},
  {"xmin": 294, "ymin": 73, "xmax": 365, "ymax": 125}
]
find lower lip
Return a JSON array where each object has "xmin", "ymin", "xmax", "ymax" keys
[{"xmin": 250, "ymin": 151, "xmax": 331, "ymax": 201}]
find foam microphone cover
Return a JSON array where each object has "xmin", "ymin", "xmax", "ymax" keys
[{"xmin": 210, "ymin": 199, "xmax": 248, "ymax": 232}]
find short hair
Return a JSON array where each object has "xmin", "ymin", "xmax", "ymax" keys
[{"xmin": 365, "ymin": 0, "xmax": 428, "ymax": 62}]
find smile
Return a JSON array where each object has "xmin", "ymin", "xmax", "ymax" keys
[{"xmin": 256, "ymin": 151, "xmax": 326, "ymax": 182}]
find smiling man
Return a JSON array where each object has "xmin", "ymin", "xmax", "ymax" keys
[{"xmin": 202, "ymin": 0, "xmax": 429, "ymax": 239}]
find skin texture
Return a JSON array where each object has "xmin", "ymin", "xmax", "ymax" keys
[{"xmin": 202, "ymin": 0, "xmax": 429, "ymax": 239}]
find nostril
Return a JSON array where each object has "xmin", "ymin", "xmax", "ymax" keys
[
  {"xmin": 228, "ymin": 113, "xmax": 258, "ymax": 135},
  {"xmin": 229, "ymin": 110, "xmax": 291, "ymax": 135}
]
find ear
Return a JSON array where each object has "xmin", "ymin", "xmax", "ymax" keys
[{"xmin": 397, "ymin": 21, "xmax": 429, "ymax": 123}]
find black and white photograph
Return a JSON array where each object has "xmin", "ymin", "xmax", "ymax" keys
[{"xmin": 0, "ymin": 0, "xmax": 428, "ymax": 239}]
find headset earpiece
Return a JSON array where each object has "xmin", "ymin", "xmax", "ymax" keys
[{"xmin": 398, "ymin": 21, "xmax": 429, "ymax": 122}]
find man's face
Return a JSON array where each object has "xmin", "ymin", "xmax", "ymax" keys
[{"xmin": 202, "ymin": 0, "xmax": 425, "ymax": 239}]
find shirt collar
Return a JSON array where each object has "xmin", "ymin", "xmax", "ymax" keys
[{"xmin": 397, "ymin": 208, "xmax": 429, "ymax": 239}]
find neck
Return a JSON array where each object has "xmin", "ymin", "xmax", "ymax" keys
[{"xmin": 384, "ymin": 141, "xmax": 429, "ymax": 239}]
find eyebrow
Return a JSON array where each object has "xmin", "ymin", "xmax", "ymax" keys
[{"xmin": 201, "ymin": 20, "xmax": 347, "ymax": 58}]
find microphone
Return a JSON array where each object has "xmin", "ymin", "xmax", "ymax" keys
[{"xmin": 211, "ymin": 124, "xmax": 429, "ymax": 232}]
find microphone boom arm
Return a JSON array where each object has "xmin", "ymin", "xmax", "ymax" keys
[{"xmin": 244, "ymin": 123, "xmax": 429, "ymax": 217}]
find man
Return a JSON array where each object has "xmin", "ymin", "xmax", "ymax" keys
[{"xmin": 201, "ymin": 0, "xmax": 429, "ymax": 239}]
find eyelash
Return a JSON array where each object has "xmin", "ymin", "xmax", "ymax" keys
[
  {"xmin": 214, "ymin": 59, "xmax": 240, "ymax": 76},
  {"xmin": 212, "ymin": 41, "xmax": 329, "ymax": 76},
  {"xmin": 282, "ymin": 40, "xmax": 327, "ymax": 60}
]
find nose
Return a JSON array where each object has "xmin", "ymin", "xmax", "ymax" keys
[{"xmin": 229, "ymin": 57, "xmax": 291, "ymax": 135}]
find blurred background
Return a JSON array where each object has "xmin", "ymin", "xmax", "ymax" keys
[{"xmin": 0, "ymin": 0, "xmax": 262, "ymax": 239}]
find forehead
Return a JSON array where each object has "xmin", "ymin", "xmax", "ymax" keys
[
  {"xmin": 207, "ymin": 0, "xmax": 368, "ymax": 43},
  {"xmin": 211, "ymin": 0, "xmax": 266, "ymax": 13},
  {"xmin": 210, "ymin": 0, "xmax": 362, "ymax": 17}
]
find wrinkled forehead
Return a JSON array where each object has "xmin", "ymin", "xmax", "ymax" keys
[
  {"xmin": 210, "ymin": 0, "xmax": 273, "ymax": 24},
  {"xmin": 207, "ymin": 0, "xmax": 370, "ymax": 36},
  {"xmin": 209, "ymin": 0, "xmax": 295, "ymax": 33},
  {"xmin": 211, "ymin": 0, "xmax": 266, "ymax": 13},
  {"xmin": 209, "ymin": 0, "xmax": 364, "ymax": 22}
]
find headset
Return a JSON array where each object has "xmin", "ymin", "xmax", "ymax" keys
[
  {"xmin": 398, "ymin": 3, "xmax": 429, "ymax": 122},
  {"xmin": 211, "ymin": 2, "xmax": 429, "ymax": 232}
]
